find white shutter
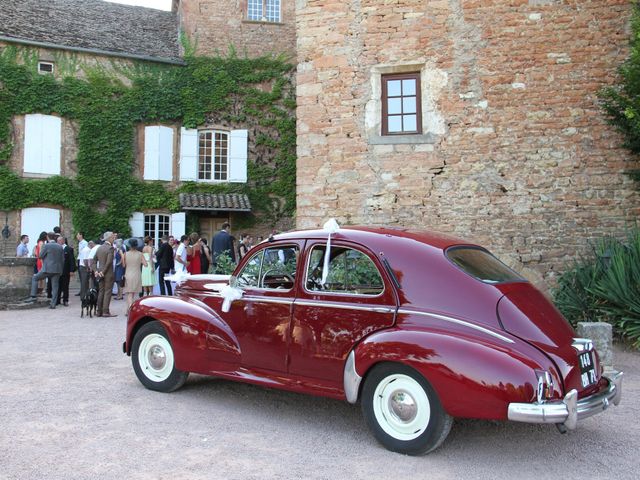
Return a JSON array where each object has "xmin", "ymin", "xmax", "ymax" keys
[
  {"xmin": 158, "ymin": 126, "xmax": 174, "ymax": 181},
  {"xmin": 144, "ymin": 126, "xmax": 160, "ymax": 180},
  {"xmin": 179, "ymin": 127, "xmax": 198, "ymax": 181},
  {"xmin": 24, "ymin": 114, "xmax": 42, "ymax": 174},
  {"xmin": 24, "ymin": 114, "xmax": 61, "ymax": 175},
  {"xmin": 129, "ymin": 212, "xmax": 145, "ymax": 238},
  {"xmin": 20, "ymin": 207, "xmax": 60, "ymax": 254},
  {"xmin": 42, "ymin": 115, "xmax": 61, "ymax": 175},
  {"xmin": 228, "ymin": 129, "xmax": 248, "ymax": 183},
  {"xmin": 171, "ymin": 212, "xmax": 186, "ymax": 239}
]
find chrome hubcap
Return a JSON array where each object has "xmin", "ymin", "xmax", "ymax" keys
[
  {"xmin": 147, "ymin": 344, "xmax": 167, "ymax": 370},
  {"xmin": 388, "ymin": 390, "xmax": 418, "ymax": 423}
]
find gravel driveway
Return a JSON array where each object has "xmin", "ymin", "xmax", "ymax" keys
[{"xmin": 1, "ymin": 294, "xmax": 638, "ymax": 480}]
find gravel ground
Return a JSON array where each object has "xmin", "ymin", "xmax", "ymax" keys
[{"xmin": 0, "ymin": 291, "xmax": 638, "ymax": 480}]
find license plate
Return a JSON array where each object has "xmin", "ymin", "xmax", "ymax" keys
[{"xmin": 578, "ymin": 350, "xmax": 597, "ymax": 388}]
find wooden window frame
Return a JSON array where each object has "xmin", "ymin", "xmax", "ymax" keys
[
  {"xmin": 381, "ymin": 72, "xmax": 422, "ymax": 136},
  {"xmin": 198, "ymin": 130, "xmax": 229, "ymax": 182}
]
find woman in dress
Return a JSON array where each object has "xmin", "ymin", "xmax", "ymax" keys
[
  {"xmin": 141, "ymin": 236, "xmax": 157, "ymax": 296},
  {"xmin": 33, "ymin": 231, "xmax": 48, "ymax": 294},
  {"xmin": 123, "ymin": 238, "xmax": 147, "ymax": 311},
  {"xmin": 113, "ymin": 238, "xmax": 126, "ymax": 300},
  {"xmin": 186, "ymin": 232, "xmax": 201, "ymax": 275},
  {"xmin": 200, "ymin": 238, "xmax": 211, "ymax": 274}
]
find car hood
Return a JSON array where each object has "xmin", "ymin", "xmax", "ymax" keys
[{"xmin": 496, "ymin": 283, "xmax": 598, "ymax": 395}]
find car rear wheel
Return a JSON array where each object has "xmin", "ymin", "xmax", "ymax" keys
[
  {"xmin": 362, "ymin": 363, "xmax": 453, "ymax": 455},
  {"xmin": 132, "ymin": 321, "xmax": 188, "ymax": 392}
]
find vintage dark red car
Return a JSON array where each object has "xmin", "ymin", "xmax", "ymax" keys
[{"xmin": 123, "ymin": 226, "xmax": 623, "ymax": 455}]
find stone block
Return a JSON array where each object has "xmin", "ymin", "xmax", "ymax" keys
[{"xmin": 577, "ymin": 322, "xmax": 613, "ymax": 367}]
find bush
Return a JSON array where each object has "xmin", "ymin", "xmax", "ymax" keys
[{"xmin": 553, "ymin": 229, "xmax": 640, "ymax": 347}]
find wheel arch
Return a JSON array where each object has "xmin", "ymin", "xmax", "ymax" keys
[{"xmin": 351, "ymin": 328, "xmax": 554, "ymax": 420}]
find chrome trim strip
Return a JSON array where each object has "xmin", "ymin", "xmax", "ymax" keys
[
  {"xmin": 343, "ymin": 350, "xmax": 362, "ymax": 404},
  {"xmin": 508, "ymin": 371, "xmax": 623, "ymax": 428},
  {"xmin": 294, "ymin": 299, "xmax": 395, "ymax": 314},
  {"xmin": 242, "ymin": 296, "xmax": 293, "ymax": 306},
  {"xmin": 571, "ymin": 338, "xmax": 594, "ymax": 352},
  {"xmin": 397, "ymin": 309, "xmax": 515, "ymax": 344}
]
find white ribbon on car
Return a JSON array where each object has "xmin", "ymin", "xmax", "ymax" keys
[
  {"xmin": 220, "ymin": 284, "xmax": 244, "ymax": 312},
  {"xmin": 164, "ymin": 270, "xmax": 191, "ymax": 285},
  {"xmin": 321, "ymin": 218, "xmax": 340, "ymax": 285}
]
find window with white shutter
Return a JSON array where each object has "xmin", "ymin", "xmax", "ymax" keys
[
  {"xmin": 129, "ymin": 212, "xmax": 145, "ymax": 238},
  {"xmin": 24, "ymin": 114, "xmax": 61, "ymax": 175},
  {"xmin": 228, "ymin": 129, "xmax": 248, "ymax": 183},
  {"xmin": 171, "ymin": 212, "xmax": 186, "ymax": 239},
  {"xmin": 144, "ymin": 126, "xmax": 174, "ymax": 181}
]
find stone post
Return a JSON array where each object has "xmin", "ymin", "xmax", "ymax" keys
[
  {"xmin": 0, "ymin": 257, "xmax": 36, "ymax": 305},
  {"xmin": 577, "ymin": 322, "xmax": 613, "ymax": 367}
]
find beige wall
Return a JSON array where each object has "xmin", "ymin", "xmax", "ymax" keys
[{"xmin": 295, "ymin": 0, "xmax": 640, "ymax": 288}]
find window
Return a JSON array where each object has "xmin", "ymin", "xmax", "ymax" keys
[
  {"xmin": 306, "ymin": 245, "xmax": 384, "ymax": 295},
  {"xmin": 38, "ymin": 62, "xmax": 54, "ymax": 74},
  {"xmin": 381, "ymin": 73, "xmax": 422, "ymax": 135},
  {"xmin": 247, "ymin": 0, "xmax": 281, "ymax": 22},
  {"xmin": 198, "ymin": 130, "xmax": 229, "ymax": 181},
  {"xmin": 144, "ymin": 214, "xmax": 170, "ymax": 246},
  {"xmin": 236, "ymin": 245, "xmax": 298, "ymax": 289},
  {"xmin": 446, "ymin": 247, "xmax": 525, "ymax": 284},
  {"xmin": 24, "ymin": 114, "xmax": 62, "ymax": 175}
]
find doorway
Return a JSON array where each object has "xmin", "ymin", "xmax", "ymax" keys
[{"xmin": 199, "ymin": 217, "xmax": 229, "ymax": 244}]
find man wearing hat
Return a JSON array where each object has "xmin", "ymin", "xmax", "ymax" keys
[{"xmin": 92, "ymin": 231, "xmax": 117, "ymax": 317}]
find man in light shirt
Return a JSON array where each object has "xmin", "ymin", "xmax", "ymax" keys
[
  {"xmin": 16, "ymin": 235, "xmax": 29, "ymax": 257},
  {"xmin": 174, "ymin": 235, "xmax": 190, "ymax": 273},
  {"xmin": 78, "ymin": 240, "xmax": 93, "ymax": 299}
]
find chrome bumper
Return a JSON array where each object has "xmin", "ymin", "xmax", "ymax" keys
[{"xmin": 507, "ymin": 371, "xmax": 623, "ymax": 429}]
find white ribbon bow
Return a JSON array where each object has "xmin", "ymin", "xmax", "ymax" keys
[
  {"xmin": 164, "ymin": 270, "xmax": 191, "ymax": 286},
  {"xmin": 321, "ymin": 218, "xmax": 340, "ymax": 285},
  {"xmin": 220, "ymin": 284, "xmax": 244, "ymax": 312}
]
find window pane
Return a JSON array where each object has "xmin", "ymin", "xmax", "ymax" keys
[
  {"xmin": 446, "ymin": 248, "xmax": 524, "ymax": 284},
  {"xmin": 306, "ymin": 246, "xmax": 383, "ymax": 295},
  {"xmin": 387, "ymin": 116, "xmax": 402, "ymax": 133},
  {"xmin": 402, "ymin": 79, "xmax": 416, "ymax": 96},
  {"xmin": 387, "ymin": 98, "xmax": 402, "ymax": 115},
  {"xmin": 266, "ymin": 0, "xmax": 281, "ymax": 22},
  {"xmin": 403, "ymin": 97, "xmax": 416, "ymax": 114},
  {"xmin": 386, "ymin": 80, "xmax": 401, "ymax": 97},
  {"xmin": 247, "ymin": 0, "xmax": 262, "ymax": 20},
  {"xmin": 237, "ymin": 250, "xmax": 263, "ymax": 287},
  {"xmin": 403, "ymin": 114, "xmax": 417, "ymax": 131}
]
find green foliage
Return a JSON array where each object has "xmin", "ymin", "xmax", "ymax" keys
[
  {"xmin": 214, "ymin": 252, "xmax": 236, "ymax": 275},
  {"xmin": 553, "ymin": 229, "xmax": 640, "ymax": 348},
  {"xmin": 0, "ymin": 46, "xmax": 296, "ymax": 240},
  {"xmin": 599, "ymin": 3, "xmax": 640, "ymax": 185}
]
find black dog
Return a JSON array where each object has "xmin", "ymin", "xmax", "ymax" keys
[{"xmin": 81, "ymin": 288, "xmax": 98, "ymax": 318}]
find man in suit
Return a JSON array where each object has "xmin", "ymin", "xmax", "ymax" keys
[
  {"xmin": 93, "ymin": 231, "xmax": 116, "ymax": 317},
  {"xmin": 213, "ymin": 222, "xmax": 235, "ymax": 272},
  {"xmin": 156, "ymin": 235, "xmax": 174, "ymax": 295},
  {"xmin": 56, "ymin": 236, "xmax": 76, "ymax": 306},
  {"xmin": 28, "ymin": 232, "xmax": 64, "ymax": 309}
]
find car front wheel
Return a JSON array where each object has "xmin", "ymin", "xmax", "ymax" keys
[
  {"xmin": 362, "ymin": 363, "xmax": 453, "ymax": 455},
  {"xmin": 132, "ymin": 321, "xmax": 188, "ymax": 392}
]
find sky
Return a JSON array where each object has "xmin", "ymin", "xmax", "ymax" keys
[{"xmin": 104, "ymin": 0, "xmax": 172, "ymax": 11}]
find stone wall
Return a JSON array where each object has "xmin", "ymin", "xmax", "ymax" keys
[
  {"xmin": 179, "ymin": 0, "xmax": 296, "ymax": 58},
  {"xmin": 0, "ymin": 256, "xmax": 35, "ymax": 301},
  {"xmin": 295, "ymin": 0, "xmax": 640, "ymax": 288}
]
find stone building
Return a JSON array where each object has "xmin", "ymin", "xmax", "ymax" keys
[
  {"xmin": 0, "ymin": 0, "xmax": 297, "ymax": 255},
  {"xmin": 295, "ymin": 0, "xmax": 640, "ymax": 287}
]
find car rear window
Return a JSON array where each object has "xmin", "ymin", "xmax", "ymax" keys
[{"xmin": 446, "ymin": 247, "xmax": 525, "ymax": 284}]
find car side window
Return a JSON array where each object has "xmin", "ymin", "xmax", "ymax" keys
[
  {"xmin": 236, "ymin": 245, "xmax": 298, "ymax": 290},
  {"xmin": 306, "ymin": 245, "xmax": 384, "ymax": 295}
]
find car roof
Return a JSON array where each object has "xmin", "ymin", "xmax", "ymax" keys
[{"xmin": 272, "ymin": 225, "xmax": 477, "ymax": 251}]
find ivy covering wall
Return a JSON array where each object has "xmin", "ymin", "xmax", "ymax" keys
[{"xmin": 0, "ymin": 46, "xmax": 296, "ymax": 240}]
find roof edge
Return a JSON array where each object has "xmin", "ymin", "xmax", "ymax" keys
[{"xmin": 0, "ymin": 35, "xmax": 185, "ymax": 65}]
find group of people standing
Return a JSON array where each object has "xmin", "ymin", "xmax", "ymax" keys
[{"xmin": 21, "ymin": 221, "xmax": 258, "ymax": 315}]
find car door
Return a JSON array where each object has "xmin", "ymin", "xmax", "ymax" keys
[
  {"xmin": 289, "ymin": 240, "xmax": 397, "ymax": 384},
  {"xmin": 222, "ymin": 241, "xmax": 303, "ymax": 373}
]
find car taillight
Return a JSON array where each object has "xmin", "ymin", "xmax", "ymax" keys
[{"xmin": 535, "ymin": 370, "xmax": 555, "ymax": 403}]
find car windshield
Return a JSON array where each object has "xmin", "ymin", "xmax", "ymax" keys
[{"xmin": 446, "ymin": 247, "xmax": 525, "ymax": 284}]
